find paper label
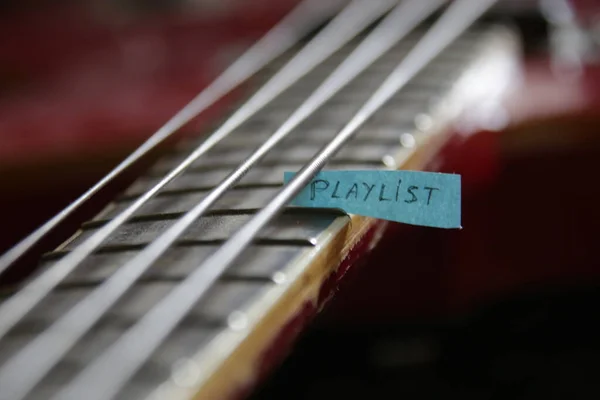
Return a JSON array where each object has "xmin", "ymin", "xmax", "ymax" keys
[{"xmin": 284, "ymin": 170, "xmax": 461, "ymax": 229}]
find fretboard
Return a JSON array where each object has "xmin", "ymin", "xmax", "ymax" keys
[{"xmin": 0, "ymin": 19, "xmax": 519, "ymax": 400}]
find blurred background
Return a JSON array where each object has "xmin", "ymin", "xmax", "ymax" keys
[{"xmin": 1, "ymin": 1, "xmax": 600, "ymax": 398}]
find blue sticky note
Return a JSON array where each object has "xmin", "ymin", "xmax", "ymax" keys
[{"xmin": 283, "ymin": 170, "xmax": 461, "ymax": 229}]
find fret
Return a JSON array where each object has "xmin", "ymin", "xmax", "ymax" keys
[
  {"xmin": 369, "ymin": 102, "xmax": 439, "ymax": 127},
  {"xmin": 180, "ymin": 126, "xmax": 413, "ymax": 150},
  {"xmin": 269, "ymin": 35, "xmax": 417, "ymax": 73},
  {"xmin": 205, "ymin": 103, "xmax": 428, "ymax": 146},
  {"xmin": 235, "ymin": 98, "xmax": 430, "ymax": 135},
  {"xmin": 34, "ymin": 282, "xmax": 266, "ymax": 327},
  {"xmin": 271, "ymin": 86, "xmax": 440, "ymax": 112},
  {"xmin": 180, "ymin": 118, "xmax": 419, "ymax": 150},
  {"xmin": 152, "ymin": 143, "xmax": 398, "ymax": 173},
  {"xmin": 46, "ymin": 245, "xmax": 303, "ymax": 286},
  {"xmin": 262, "ymin": 87, "xmax": 432, "ymax": 115},
  {"xmin": 124, "ymin": 163, "xmax": 380, "ymax": 196},
  {"xmin": 103, "ymin": 188, "xmax": 282, "ymax": 219},
  {"xmin": 65, "ymin": 212, "xmax": 346, "ymax": 248},
  {"xmin": 241, "ymin": 103, "xmax": 358, "ymax": 126},
  {"xmin": 300, "ymin": 102, "xmax": 431, "ymax": 129}
]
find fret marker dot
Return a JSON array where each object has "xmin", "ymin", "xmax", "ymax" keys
[
  {"xmin": 272, "ymin": 271, "xmax": 287, "ymax": 284},
  {"xmin": 227, "ymin": 311, "xmax": 248, "ymax": 331},
  {"xmin": 382, "ymin": 155, "xmax": 397, "ymax": 169},
  {"xmin": 400, "ymin": 133, "xmax": 415, "ymax": 148},
  {"xmin": 415, "ymin": 113, "xmax": 433, "ymax": 131},
  {"xmin": 171, "ymin": 358, "xmax": 201, "ymax": 388}
]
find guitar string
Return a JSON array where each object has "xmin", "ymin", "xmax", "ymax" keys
[
  {"xmin": 0, "ymin": 1, "xmax": 398, "ymax": 398},
  {"xmin": 0, "ymin": 0, "xmax": 342, "ymax": 277},
  {"xmin": 0, "ymin": 2, "xmax": 441, "ymax": 398},
  {"xmin": 55, "ymin": 1, "xmax": 497, "ymax": 399},
  {"xmin": 0, "ymin": 0, "xmax": 393, "ymax": 346}
]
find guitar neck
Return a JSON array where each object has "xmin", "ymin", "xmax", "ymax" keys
[{"xmin": 0, "ymin": 19, "xmax": 519, "ymax": 400}]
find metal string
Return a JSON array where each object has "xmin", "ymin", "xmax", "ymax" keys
[
  {"xmin": 0, "ymin": 0, "xmax": 342, "ymax": 277},
  {"xmin": 0, "ymin": 1, "xmax": 396, "ymax": 398},
  {"xmin": 0, "ymin": 0, "xmax": 390, "ymax": 344},
  {"xmin": 55, "ymin": 1, "xmax": 497, "ymax": 399},
  {"xmin": 0, "ymin": 1, "xmax": 437, "ymax": 398}
]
